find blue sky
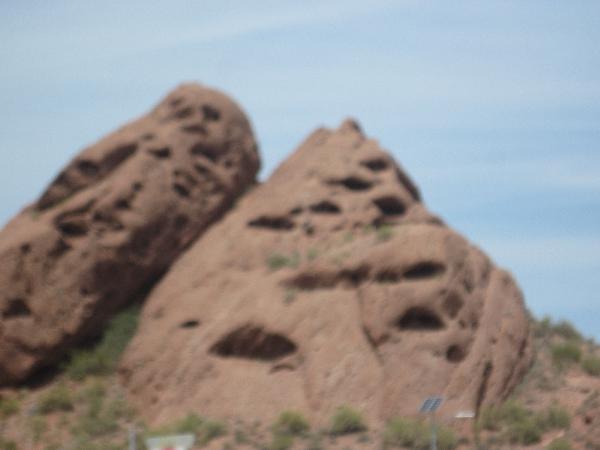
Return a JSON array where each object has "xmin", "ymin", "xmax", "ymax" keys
[{"xmin": 1, "ymin": 1, "xmax": 599, "ymax": 338}]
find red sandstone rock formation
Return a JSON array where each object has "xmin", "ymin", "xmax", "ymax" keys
[
  {"xmin": 120, "ymin": 119, "xmax": 532, "ymax": 427},
  {"xmin": 0, "ymin": 84, "xmax": 259, "ymax": 384}
]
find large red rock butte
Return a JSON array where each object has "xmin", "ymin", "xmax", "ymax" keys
[
  {"xmin": 120, "ymin": 118, "xmax": 533, "ymax": 427},
  {"xmin": 0, "ymin": 84, "xmax": 259, "ymax": 384}
]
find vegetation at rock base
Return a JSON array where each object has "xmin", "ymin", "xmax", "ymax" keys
[
  {"xmin": 384, "ymin": 417, "xmax": 457, "ymax": 449},
  {"xmin": 0, "ymin": 397, "xmax": 19, "ymax": 419},
  {"xmin": 551, "ymin": 341, "xmax": 582, "ymax": 369},
  {"xmin": 272, "ymin": 410, "xmax": 310, "ymax": 436},
  {"xmin": 38, "ymin": 383, "xmax": 74, "ymax": 414},
  {"xmin": 547, "ymin": 438, "xmax": 573, "ymax": 450},
  {"xmin": 583, "ymin": 355, "xmax": 600, "ymax": 376},
  {"xmin": 330, "ymin": 406, "xmax": 367, "ymax": 435},
  {"xmin": 64, "ymin": 305, "xmax": 140, "ymax": 380}
]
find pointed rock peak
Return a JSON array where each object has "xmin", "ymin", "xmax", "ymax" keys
[{"xmin": 338, "ymin": 117, "xmax": 363, "ymax": 135}]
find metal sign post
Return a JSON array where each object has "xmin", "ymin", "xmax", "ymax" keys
[
  {"xmin": 129, "ymin": 425, "xmax": 137, "ymax": 450},
  {"xmin": 420, "ymin": 396, "xmax": 443, "ymax": 450}
]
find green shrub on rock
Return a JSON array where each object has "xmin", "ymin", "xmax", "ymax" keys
[{"xmin": 330, "ymin": 406, "xmax": 367, "ymax": 435}]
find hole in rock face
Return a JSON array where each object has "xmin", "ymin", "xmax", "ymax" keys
[
  {"xmin": 309, "ymin": 200, "xmax": 341, "ymax": 214},
  {"xmin": 404, "ymin": 262, "xmax": 445, "ymax": 280},
  {"xmin": 373, "ymin": 196, "xmax": 406, "ymax": 216},
  {"xmin": 443, "ymin": 292, "xmax": 464, "ymax": 318},
  {"xmin": 174, "ymin": 106, "xmax": 194, "ymax": 119},
  {"xmin": 210, "ymin": 325, "xmax": 297, "ymax": 361},
  {"xmin": 76, "ymin": 160, "xmax": 99, "ymax": 177},
  {"xmin": 361, "ymin": 158, "xmax": 389, "ymax": 172},
  {"xmin": 446, "ymin": 344, "xmax": 466, "ymax": 363},
  {"xmin": 190, "ymin": 143, "xmax": 219, "ymax": 162},
  {"xmin": 339, "ymin": 265, "xmax": 370, "ymax": 286},
  {"xmin": 173, "ymin": 183, "xmax": 191, "ymax": 198},
  {"xmin": 202, "ymin": 104, "xmax": 221, "ymax": 121},
  {"xmin": 397, "ymin": 307, "xmax": 444, "ymax": 331},
  {"xmin": 329, "ymin": 176, "xmax": 373, "ymax": 191},
  {"xmin": 248, "ymin": 216, "xmax": 295, "ymax": 231},
  {"xmin": 182, "ymin": 124, "xmax": 207, "ymax": 135},
  {"xmin": 148, "ymin": 147, "xmax": 171, "ymax": 158},
  {"xmin": 3, "ymin": 298, "xmax": 32, "ymax": 318},
  {"xmin": 181, "ymin": 320, "xmax": 200, "ymax": 329},
  {"xmin": 56, "ymin": 219, "xmax": 88, "ymax": 237},
  {"xmin": 375, "ymin": 269, "xmax": 402, "ymax": 283},
  {"xmin": 105, "ymin": 143, "xmax": 138, "ymax": 168}
]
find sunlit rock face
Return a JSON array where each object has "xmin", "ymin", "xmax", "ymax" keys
[
  {"xmin": 121, "ymin": 119, "xmax": 532, "ymax": 426},
  {"xmin": 0, "ymin": 83, "xmax": 259, "ymax": 384}
]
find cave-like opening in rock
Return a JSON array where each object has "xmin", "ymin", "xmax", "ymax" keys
[
  {"xmin": 210, "ymin": 325, "xmax": 297, "ymax": 361},
  {"xmin": 396, "ymin": 307, "xmax": 444, "ymax": 331}
]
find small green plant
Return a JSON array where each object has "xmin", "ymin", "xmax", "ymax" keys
[
  {"xmin": 0, "ymin": 396, "xmax": 19, "ymax": 418},
  {"xmin": 272, "ymin": 410, "xmax": 310, "ymax": 436},
  {"xmin": 0, "ymin": 437, "xmax": 18, "ymax": 450},
  {"xmin": 330, "ymin": 406, "xmax": 367, "ymax": 435},
  {"xmin": 269, "ymin": 433, "xmax": 293, "ymax": 450},
  {"xmin": 552, "ymin": 320, "xmax": 582, "ymax": 341},
  {"xmin": 65, "ymin": 305, "xmax": 140, "ymax": 380},
  {"xmin": 376, "ymin": 224, "xmax": 394, "ymax": 242},
  {"xmin": 28, "ymin": 415, "xmax": 48, "ymax": 443},
  {"xmin": 384, "ymin": 417, "xmax": 457, "ymax": 450},
  {"xmin": 542, "ymin": 403, "xmax": 571, "ymax": 430},
  {"xmin": 582, "ymin": 356, "xmax": 600, "ymax": 376},
  {"xmin": 198, "ymin": 420, "xmax": 226, "ymax": 445},
  {"xmin": 267, "ymin": 252, "xmax": 300, "ymax": 270},
  {"xmin": 307, "ymin": 248, "xmax": 319, "ymax": 261},
  {"xmin": 384, "ymin": 417, "xmax": 428, "ymax": 448},
  {"xmin": 551, "ymin": 341, "xmax": 582, "ymax": 368},
  {"xmin": 547, "ymin": 438, "xmax": 572, "ymax": 450},
  {"xmin": 505, "ymin": 419, "xmax": 542, "ymax": 445},
  {"xmin": 147, "ymin": 414, "xmax": 224, "ymax": 445},
  {"xmin": 38, "ymin": 383, "xmax": 73, "ymax": 414}
]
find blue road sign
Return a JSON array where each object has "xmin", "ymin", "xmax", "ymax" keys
[{"xmin": 420, "ymin": 396, "xmax": 443, "ymax": 413}]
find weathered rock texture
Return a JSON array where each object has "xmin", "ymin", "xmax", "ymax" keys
[
  {"xmin": 0, "ymin": 84, "xmax": 259, "ymax": 384},
  {"xmin": 121, "ymin": 119, "xmax": 533, "ymax": 426}
]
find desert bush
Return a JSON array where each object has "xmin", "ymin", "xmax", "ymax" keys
[
  {"xmin": 269, "ymin": 433, "xmax": 293, "ymax": 450},
  {"xmin": 267, "ymin": 252, "xmax": 300, "ymax": 270},
  {"xmin": 384, "ymin": 417, "xmax": 457, "ymax": 450},
  {"xmin": 541, "ymin": 404, "xmax": 571, "ymax": 430},
  {"xmin": 479, "ymin": 400, "xmax": 569, "ymax": 446},
  {"xmin": 551, "ymin": 341, "xmax": 582, "ymax": 368},
  {"xmin": 28, "ymin": 415, "xmax": 48, "ymax": 443},
  {"xmin": 38, "ymin": 383, "xmax": 73, "ymax": 414},
  {"xmin": 552, "ymin": 320, "xmax": 582, "ymax": 341},
  {"xmin": 147, "ymin": 414, "xmax": 224, "ymax": 445},
  {"xmin": 0, "ymin": 438, "xmax": 17, "ymax": 450},
  {"xmin": 330, "ymin": 406, "xmax": 367, "ymax": 435},
  {"xmin": 272, "ymin": 410, "xmax": 310, "ymax": 436},
  {"xmin": 0, "ymin": 396, "xmax": 19, "ymax": 418},
  {"xmin": 547, "ymin": 438, "xmax": 572, "ymax": 450},
  {"xmin": 384, "ymin": 417, "xmax": 429, "ymax": 448},
  {"xmin": 582, "ymin": 356, "xmax": 600, "ymax": 376},
  {"xmin": 65, "ymin": 305, "xmax": 140, "ymax": 380},
  {"xmin": 505, "ymin": 418, "xmax": 542, "ymax": 445},
  {"xmin": 376, "ymin": 225, "xmax": 394, "ymax": 242},
  {"xmin": 198, "ymin": 420, "xmax": 226, "ymax": 445}
]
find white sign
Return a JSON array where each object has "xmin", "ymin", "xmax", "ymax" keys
[{"xmin": 145, "ymin": 433, "xmax": 195, "ymax": 450}]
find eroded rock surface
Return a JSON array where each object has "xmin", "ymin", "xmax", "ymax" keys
[
  {"xmin": 0, "ymin": 83, "xmax": 259, "ymax": 384},
  {"xmin": 121, "ymin": 119, "xmax": 532, "ymax": 426}
]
